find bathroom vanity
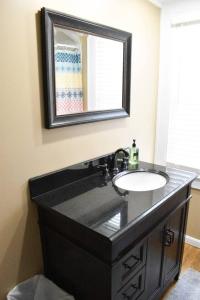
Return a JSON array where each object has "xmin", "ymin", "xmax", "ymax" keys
[{"xmin": 29, "ymin": 152, "xmax": 196, "ymax": 300}]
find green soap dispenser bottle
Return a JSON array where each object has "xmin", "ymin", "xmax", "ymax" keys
[{"xmin": 129, "ymin": 139, "xmax": 139, "ymax": 167}]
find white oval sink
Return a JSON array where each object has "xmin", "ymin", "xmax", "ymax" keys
[{"xmin": 113, "ymin": 170, "xmax": 168, "ymax": 192}]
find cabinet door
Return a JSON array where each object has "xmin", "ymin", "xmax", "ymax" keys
[
  {"xmin": 145, "ymin": 222, "xmax": 164, "ymax": 300},
  {"xmin": 163, "ymin": 205, "xmax": 185, "ymax": 285}
]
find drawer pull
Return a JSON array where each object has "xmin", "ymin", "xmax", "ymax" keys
[
  {"xmin": 123, "ymin": 255, "xmax": 140, "ymax": 270},
  {"xmin": 163, "ymin": 229, "xmax": 174, "ymax": 247},
  {"xmin": 122, "ymin": 284, "xmax": 138, "ymax": 299}
]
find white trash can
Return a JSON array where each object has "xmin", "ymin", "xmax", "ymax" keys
[{"xmin": 7, "ymin": 275, "xmax": 75, "ymax": 300}]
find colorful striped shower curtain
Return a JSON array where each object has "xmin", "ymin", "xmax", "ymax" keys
[{"xmin": 55, "ymin": 48, "xmax": 83, "ymax": 115}]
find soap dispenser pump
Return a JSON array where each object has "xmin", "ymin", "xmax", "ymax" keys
[{"xmin": 129, "ymin": 139, "xmax": 139, "ymax": 167}]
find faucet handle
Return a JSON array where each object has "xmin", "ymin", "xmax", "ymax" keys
[
  {"xmin": 97, "ymin": 163, "xmax": 108, "ymax": 169},
  {"xmin": 97, "ymin": 163, "xmax": 110, "ymax": 177}
]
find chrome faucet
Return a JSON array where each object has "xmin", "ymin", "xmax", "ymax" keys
[{"xmin": 113, "ymin": 148, "xmax": 129, "ymax": 175}]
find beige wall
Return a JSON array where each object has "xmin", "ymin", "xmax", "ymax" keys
[
  {"xmin": 0, "ymin": 0, "xmax": 160, "ymax": 298},
  {"xmin": 187, "ymin": 189, "xmax": 200, "ymax": 240}
]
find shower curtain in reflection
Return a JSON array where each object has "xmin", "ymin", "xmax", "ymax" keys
[{"xmin": 55, "ymin": 48, "xmax": 83, "ymax": 115}]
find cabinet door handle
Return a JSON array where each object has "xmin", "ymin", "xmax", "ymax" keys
[
  {"xmin": 122, "ymin": 284, "xmax": 138, "ymax": 299},
  {"xmin": 123, "ymin": 255, "xmax": 140, "ymax": 270},
  {"xmin": 164, "ymin": 229, "xmax": 175, "ymax": 247}
]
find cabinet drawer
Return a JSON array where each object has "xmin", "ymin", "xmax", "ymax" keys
[
  {"xmin": 121, "ymin": 240, "xmax": 147, "ymax": 282},
  {"xmin": 112, "ymin": 240, "xmax": 147, "ymax": 294},
  {"xmin": 116, "ymin": 267, "xmax": 145, "ymax": 300}
]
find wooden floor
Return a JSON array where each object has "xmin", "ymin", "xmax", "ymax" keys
[
  {"xmin": 181, "ymin": 243, "xmax": 200, "ymax": 272},
  {"xmin": 162, "ymin": 243, "xmax": 200, "ymax": 299}
]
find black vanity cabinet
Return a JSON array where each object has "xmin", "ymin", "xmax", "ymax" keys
[
  {"xmin": 37, "ymin": 197, "xmax": 189, "ymax": 300},
  {"xmin": 145, "ymin": 202, "xmax": 187, "ymax": 300},
  {"xmin": 29, "ymin": 157, "xmax": 195, "ymax": 300}
]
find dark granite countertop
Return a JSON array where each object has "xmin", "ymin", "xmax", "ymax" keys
[{"xmin": 29, "ymin": 154, "xmax": 196, "ymax": 241}]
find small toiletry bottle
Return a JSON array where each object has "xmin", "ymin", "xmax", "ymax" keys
[{"xmin": 129, "ymin": 139, "xmax": 139, "ymax": 167}]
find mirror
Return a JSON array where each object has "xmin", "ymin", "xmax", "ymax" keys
[
  {"xmin": 41, "ymin": 8, "xmax": 132, "ymax": 128},
  {"xmin": 54, "ymin": 27, "xmax": 124, "ymax": 114}
]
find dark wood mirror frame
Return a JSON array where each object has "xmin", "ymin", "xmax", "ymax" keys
[{"xmin": 41, "ymin": 7, "xmax": 132, "ymax": 128}]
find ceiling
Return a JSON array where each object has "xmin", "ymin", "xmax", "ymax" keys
[{"xmin": 148, "ymin": 0, "xmax": 173, "ymax": 8}]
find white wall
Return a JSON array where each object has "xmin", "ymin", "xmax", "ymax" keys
[
  {"xmin": 155, "ymin": 0, "xmax": 200, "ymax": 165},
  {"xmin": 154, "ymin": 0, "xmax": 200, "ymax": 243}
]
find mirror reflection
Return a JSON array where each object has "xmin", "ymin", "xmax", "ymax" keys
[{"xmin": 54, "ymin": 26, "xmax": 123, "ymax": 115}]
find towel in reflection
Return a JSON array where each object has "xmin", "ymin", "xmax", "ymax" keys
[{"xmin": 55, "ymin": 48, "xmax": 83, "ymax": 115}]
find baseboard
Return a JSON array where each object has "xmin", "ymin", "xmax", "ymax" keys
[{"xmin": 185, "ymin": 235, "xmax": 200, "ymax": 248}]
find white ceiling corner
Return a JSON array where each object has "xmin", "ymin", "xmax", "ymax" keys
[{"xmin": 148, "ymin": 0, "xmax": 163, "ymax": 8}]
